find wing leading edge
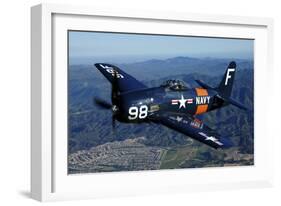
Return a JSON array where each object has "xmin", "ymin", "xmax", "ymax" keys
[
  {"xmin": 152, "ymin": 112, "xmax": 233, "ymax": 149},
  {"xmin": 95, "ymin": 63, "xmax": 147, "ymax": 93}
]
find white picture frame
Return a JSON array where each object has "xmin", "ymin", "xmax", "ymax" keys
[{"xmin": 31, "ymin": 3, "xmax": 274, "ymax": 202}]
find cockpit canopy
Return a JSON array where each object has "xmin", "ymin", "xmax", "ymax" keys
[{"xmin": 161, "ymin": 79, "xmax": 189, "ymax": 91}]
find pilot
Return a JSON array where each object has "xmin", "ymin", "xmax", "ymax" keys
[
  {"xmin": 171, "ymin": 80, "xmax": 185, "ymax": 90},
  {"xmin": 162, "ymin": 80, "xmax": 187, "ymax": 91}
]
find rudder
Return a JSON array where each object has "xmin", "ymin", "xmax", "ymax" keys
[{"xmin": 217, "ymin": 61, "xmax": 236, "ymax": 98}]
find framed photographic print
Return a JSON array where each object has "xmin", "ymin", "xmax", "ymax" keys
[{"xmin": 31, "ymin": 3, "xmax": 274, "ymax": 201}]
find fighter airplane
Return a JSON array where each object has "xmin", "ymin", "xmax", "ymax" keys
[{"xmin": 94, "ymin": 61, "xmax": 248, "ymax": 149}]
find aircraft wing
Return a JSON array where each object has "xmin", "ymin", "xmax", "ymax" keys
[
  {"xmin": 152, "ymin": 112, "xmax": 232, "ymax": 149},
  {"xmin": 95, "ymin": 63, "xmax": 147, "ymax": 92}
]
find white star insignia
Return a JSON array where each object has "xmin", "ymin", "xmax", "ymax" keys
[
  {"xmin": 205, "ymin": 136, "xmax": 217, "ymax": 141},
  {"xmin": 205, "ymin": 136, "xmax": 223, "ymax": 146},
  {"xmin": 178, "ymin": 95, "xmax": 187, "ymax": 109},
  {"xmin": 176, "ymin": 116, "xmax": 183, "ymax": 122}
]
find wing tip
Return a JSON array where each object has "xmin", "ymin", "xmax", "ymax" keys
[
  {"xmin": 219, "ymin": 137, "xmax": 234, "ymax": 149},
  {"xmin": 94, "ymin": 63, "xmax": 106, "ymax": 68}
]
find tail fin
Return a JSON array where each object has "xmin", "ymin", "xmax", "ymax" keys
[
  {"xmin": 195, "ymin": 61, "xmax": 248, "ymax": 111},
  {"xmin": 217, "ymin": 61, "xmax": 236, "ymax": 98}
]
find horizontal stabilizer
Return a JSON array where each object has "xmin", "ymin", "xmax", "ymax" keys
[
  {"xmin": 195, "ymin": 79, "xmax": 215, "ymax": 90},
  {"xmin": 225, "ymin": 97, "xmax": 249, "ymax": 111}
]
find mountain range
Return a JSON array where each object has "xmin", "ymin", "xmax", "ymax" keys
[{"xmin": 68, "ymin": 56, "xmax": 254, "ymax": 173}]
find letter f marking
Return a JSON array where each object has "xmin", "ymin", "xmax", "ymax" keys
[{"xmin": 225, "ymin": 68, "xmax": 235, "ymax": 86}]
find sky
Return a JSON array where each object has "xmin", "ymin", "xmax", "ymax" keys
[{"xmin": 68, "ymin": 31, "xmax": 254, "ymax": 64}]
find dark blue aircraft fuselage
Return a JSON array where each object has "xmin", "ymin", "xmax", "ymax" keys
[{"xmin": 117, "ymin": 86, "xmax": 225, "ymax": 123}]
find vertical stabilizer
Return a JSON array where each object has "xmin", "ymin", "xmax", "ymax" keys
[{"xmin": 217, "ymin": 61, "xmax": 236, "ymax": 98}]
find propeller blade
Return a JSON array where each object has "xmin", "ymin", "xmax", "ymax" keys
[
  {"xmin": 93, "ymin": 97, "xmax": 118, "ymax": 134},
  {"xmin": 95, "ymin": 69, "xmax": 120, "ymax": 134},
  {"xmin": 112, "ymin": 115, "xmax": 116, "ymax": 134},
  {"xmin": 70, "ymin": 109, "xmax": 95, "ymax": 115},
  {"xmin": 93, "ymin": 97, "xmax": 112, "ymax": 109},
  {"xmin": 111, "ymin": 69, "xmax": 119, "ymax": 105}
]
